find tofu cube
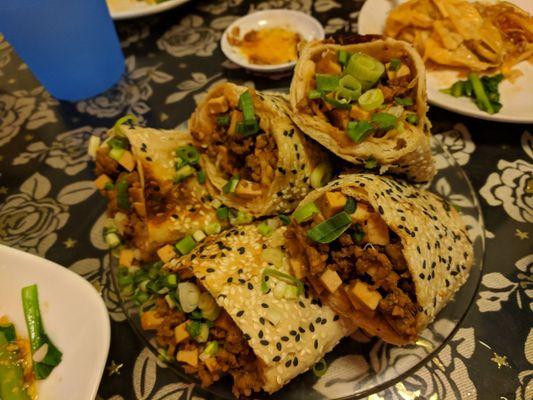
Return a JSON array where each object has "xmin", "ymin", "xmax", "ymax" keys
[
  {"xmin": 133, "ymin": 201, "xmax": 146, "ymax": 217},
  {"xmin": 349, "ymin": 280, "xmax": 382, "ymax": 311},
  {"xmin": 289, "ymin": 258, "xmax": 306, "ymax": 280},
  {"xmin": 204, "ymin": 357, "xmax": 219, "ymax": 373},
  {"xmin": 118, "ymin": 151, "xmax": 135, "ymax": 172},
  {"xmin": 319, "ymin": 269, "xmax": 343, "ymax": 293},
  {"xmin": 157, "ymin": 244, "xmax": 176, "ymax": 263},
  {"xmin": 349, "ymin": 105, "xmax": 370, "ymax": 121},
  {"xmin": 174, "ymin": 321, "xmax": 190, "ymax": 344},
  {"xmin": 176, "ymin": 348, "xmax": 198, "ymax": 368},
  {"xmin": 140, "ymin": 310, "xmax": 163, "ymax": 331},
  {"xmin": 94, "ymin": 174, "xmax": 112, "ymax": 191},
  {"xmin": 365, "ymin": 214, "xmax": 390, "ymax": 246},
  {"xmin": 207, "ymin": 96, "xmax": 229, "ymax": 114},
  {"xmin": 319, "ymin": 192, "xmax": 347, "ymax": 218},
  {"xmin": 351, "ymin": 203, "xmax": 373, "ymax": 223},
  {"xmin": 119, "ymin": 248, "xmax": 135, "ymax": 268}
]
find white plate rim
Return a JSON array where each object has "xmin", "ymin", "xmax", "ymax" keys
[
  {"xmin": 357, "ymin": 0, "xmax": 533, "ymax": 123},
  {"xmin": 108, "ymin": 0, "xmax": 190, "ymax": 20},
  {"xmin": 221, "ymin": 9, "xmax": 325, "ymax": 72}
]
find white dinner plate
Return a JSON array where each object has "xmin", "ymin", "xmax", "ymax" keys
[
  {"xmin": 107, "ymin": 0, "xmax": 189, "ymax": 20},
  {"xmin": 221, "ymin": 10, "xmax": 325, "ymax": 72},
  {"xmin": 358, "ymin": 0, "xmax": 533, "ymax": 123},
  {"xmin": 0, "ymin": 245, "xmax": 110, "ymax": 400}
]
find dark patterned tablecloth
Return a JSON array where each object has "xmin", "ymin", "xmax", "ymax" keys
[{"xmin": 0, "ymin": 1, "xmax": 531, "ymax": 399}]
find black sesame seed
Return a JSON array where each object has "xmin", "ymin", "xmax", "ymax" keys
[
  {"xmin": 321, "ymin": 319, "xmax": 327, "ymax": 325},
  {"xmin": 238, "ymin": 247, "xmax": 245, "ymax": 254},
  {"xmin": 314, "ymin": 339, "xmax": 318, "ymax": 349},
  {"xmin": 333, "ymin": 315, "xmax": 340, "ymax": 321},
  {"xmin": 281, "ymin": 336, "xmax": 289, "ymax": 342},
  {"xmin": 290, "ymin": 330, "xmax": 297, "ymax": 336},
  {"xmin": 378, "ymin": 206, "xmax": 384, "ymax": 215},
  {"xmin": 258, "ymin": 330, "xmax": 264, "ymax": 338},
  {"xmin": 298, "ymin": 301, "xmax": 305, "ymax": 308},
  {"xmin": 239, "ymin": 279, "xmax": 246, "ymax": 284},
  {"xmin": 247, "ymin": 283, "xmax": 253, "ymax": 290},
  {"xmin": 315, "ymin": 317, "xmax": 321, "ymax": 324},
  {"xmin": 285, "ymin": 360, "xmax": 292, "ymax": 367},
  {"xmin": 276, "ymin": 342, "xmax": 282, "ymax": 351},
  {"xmin": 244, "ymin": 333, "xmax": 251, "ymax": 340},
  {"xmin": 293, "ymin": 357, "xmax": 299, "ymax": 366},
  {"xmin": 272, "ymin": 356, "xmax": 281, "ymax": 362},
  {"xmin": 206, "ymin": 268, "xmax": 214, "ymax": 273},
  {"xmin": 260, "ymin": 340, "xmax": 269, "ymax": 346},
  {"xmin": 298, "ymin": 327, "xmax": 305, "ymax": 333},
  {"xmin": 209, "ymin": 255, "xmax": 216, "ymax": 259},
  {"xmin": 295, "ymin": 334, "xmax": 301, "ymax": 342},
  {"xmin": 227, "ymin": 277, "xmax": 233, "ymax": 283},
  {"xmin": 261, "ymin": 303, "xmax": 269, "ymax": 308}
]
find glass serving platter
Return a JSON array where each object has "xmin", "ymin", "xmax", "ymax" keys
[{"xmin": 111, "ymin": 136, "xmax": 485, "ymax": 400}]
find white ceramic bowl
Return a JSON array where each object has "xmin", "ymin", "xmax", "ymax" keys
[
  {"xmin": 221, "ymin": 9, "xmax": 325, "ymax": 72},
  {"xmin": 0, "ymin": 245, "xmax": 110, "ymax": 400},
  {"xmin": 107, "ymin": 0, "xmax": 189, "ymax": 20}
]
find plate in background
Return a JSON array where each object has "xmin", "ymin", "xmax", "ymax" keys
[
  {"xmin": 358, "ymin": 0, "xmax": 533, "ymax": 123},
  {"xmin": 107, "ymin": 0, "xmax": 189, "ymax": 20}
]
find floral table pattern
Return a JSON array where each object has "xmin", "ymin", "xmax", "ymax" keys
[{"xmin": 0, "ymin": 1, "xmax": 531, "ymax": 399}]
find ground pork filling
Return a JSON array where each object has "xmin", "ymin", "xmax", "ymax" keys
[
  {"xmin": 192, "ymin": 96, "xmax": 279, "ymax": 190},
  {"xmin": 152, "ymin": 296, "xmax": 264, "ymax": 397},
  {"xmin": 301, "ymin": 49, "xmax": 417, "ymax": 133},
  {"xmin": 285, "ymin": 197, "xmax": 420, "ymax": 340}
]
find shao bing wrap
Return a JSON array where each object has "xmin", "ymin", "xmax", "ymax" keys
[
  {"xmin": 94, "ymin": 125, "xmax": 219, "ymax": 258},
  {"xmin": 189, "ymin": 82, "xmax": 328, "ymax": 217},
  {"xmin": 164, "ymin": 224, "xmax": 354, "ymax": 395},
  {"xmin": 290, "ymin": 38, "xmax": 435, "ymax": 182},
  {"xmin": 283, "ymin": 174, "xmax": 473, "ymax": 345}
]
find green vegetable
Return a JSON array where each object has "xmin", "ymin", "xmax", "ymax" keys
[
  {"xmin": 192, "ymin": 230, "xmax": 207, "ymax": 243},
  {"xmin": 216, "ymin": 206, "xmax": 230, "ymax": 221},
  {"xmin": 113, "ymin": 114, "xmax": 137, "ymax": 136},
  {"xmin": 257, "ymin": 222, "xmax": 274, "ymax": 236},
  {"xmin": 388, "ymin": 58, "xmax": 401, "ymax": 72},
  {"xmin": 344, "ymin": 53, "xmax": 385, "ymax": 91},
  {"xmin": 315, "ymin": 74, "xmax": 340, "ymax": 92},
  {"xmin": 203, "ymin": 341, "xmax": 219, "ymax": 357},
  {"xmin": 358, "ymin": 88, "xmax": 384, "ymax": 111},
  {"xmin": 186, "ymin": 320, "xmax": 201, "ymax": 338},
  {"xmin": 175, "ymin": 165, "xmax": 196, "ymax": 183},
  {"xmin": 307, "ymin": 211, "xmax": 352, "ymax": 244},
  {"xmin": 236, "ymin": 120, "xmax": 260, "ymax": 137},
  {"xmin": 230, "ymin": 210, "xmax": 253, "ymax": 225},
  {"xmin": 0, "ymin": 322, "xmax": 16, "ymax": 342},
  {"xmin": 283, "ymin": 284, "xmax": 299, "ymax": 300},
  {"xmin": 178, "ymin": 282, "xmax": 200, "ymax": 313},
  {"xmin": 195, "ymin": 323, "xmax": 209, "ymax": 343},
  {"xmin": 262, "ymin": 268, "xmax": 304, "ymax": 296},
  {"xmin": 307, "ymin": 89, "xmax": 322, "ymax": 100},
  {"xmin": 292, "ymin": 202, "xmax": 320, "ymax": 223},
  {"xmin": 21, "ymin": 284, "xmax": 62, "ymax": 380},
  {"xmin": 108, "ymin": 136, "xmax": 129, "ymax": 150},
  {"xmin": 337, "ymin": 75, "xmax": 362, "ymax": 102},
  {"xmin": 364, "ymin": 157, "xmax": 378, "ymax": 169},
  {"xmin": 371, "ymin": 112, "xmax": 398, "ymax": 130},
  {"xmin": 338, "ymin": 49, "xmax": 349, "ymax": 66},
  {"xmin": 116, "ymin": 178, "xmax": 130, "ymax": 210},
  {"xmin": 197, "ymin": 170, "xmax": 206, "ymax": 184},
  {"xmin": 216, "ymin": 114, "xmax": 230, "ymax": 126},
  {"xmin": 347, "ymin": 121, "xmax": 374, "ymax": 143},
  {"xmin": 223, "ymin": 174, "xmax": 240, "ymax": 194},
  {"xmin": 0, "ymin": 332, "xmax": 31, "ymax": 400},
  {"xmin": 278, "ymin": 214, "xmax": 291, "ymax": 226},
  {"xmin": 176, "ymin": 145, "xmax": 200, "ymax": 165},
  {"xmin": 104, "ymin": 182, "xmax": 114, "ymax": 191},
  {"xmin": 109, "ymin": 147, "xmax": 125, "ymax": 161},
  {"xmin": 344, "ymin": 197, "xmax": 356, "ymax": 214},
  {"xmin": 310, "ymin": 161, "xmax": 333, "ymax": 188},
  {"xmin": 175, "ymin": 235, "xmax": 196, "ymax": 255},
  {"xmin": 312, "ymin": 358, "xmax": 328, "ymax": 377},
  {"xmin": 205, "ymin": 222, "xmax": 222, "ymax": 235},
  {"xmin": 238, "ymin": 91, "xmax": 256, "ymax": 124},
  {"xmin": 406, "ymin": 114, "xmax": 419, "ymax": 125},
  {"xmin": 394, "ymin": 97, "xmax": 413, "ymax": 106},
  {"xmin": 322, "ymin": 94, "xmax": 352, "ymax": 110},
  {"xmin": 352, "ymin": 223, "xmax": 365, "ymax": 243},
  {"xmin": 450, "ymin": 81, "xmax": 464, "ymax": 97},
  {"xmin": 105, "ymin": 232, "xmax": 121, "ymax": 248},
  {"xmin": 440, "ymin": 73, "xmax": 503, "ymax": 114}
]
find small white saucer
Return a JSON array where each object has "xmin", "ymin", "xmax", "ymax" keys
[{"xmin": 221, "ymin": 9, "xmax": 325, "ymax": 73}]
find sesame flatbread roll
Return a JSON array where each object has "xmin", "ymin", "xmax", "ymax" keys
[
  {"xmin": 289, "ymin": 37, "xmax": 435, "ymax": 182},
  {"xmin": 283, "ymin": 174, "xmax": 473, "ymax": 345},
  {"xmin": 94, "ymin": 125, "xmax": 219, "ymax": 258},
  {"xmin": 165, "ymin": 224, "xmax": 354, "ymax": 394},
  {"xmin": 189, "ymin": 82, "xmax": 328, "ymax": 217}
]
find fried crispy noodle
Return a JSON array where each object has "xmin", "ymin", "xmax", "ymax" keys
[{"xmin": 385, "ymin": 0, "xmax": 533, "ymax": 73}]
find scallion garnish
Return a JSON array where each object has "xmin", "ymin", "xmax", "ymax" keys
[
  {"xmin": 388, "ymin": 58, "xmax": 401, "ymax": 72},
  {"xmin": 307, "ymin": 211, "xmax": 352, "ymax": 244},
  {"xmin": 312, "ymin": 359, "xmax": 328, "ymax": 377},
  {"xmin": 315, "ymin": 74, "xmax": 340, "ymax": 92},
  {"xmin": 197, "ymin": 170, "xmax": 206, "ymax": 184},
  {"xmin": 175, "ymin": 235, "xmax": 196, "ymax": 255},
  {"xmin": 322, "ymin": 93, "xmax": 352, "ymax": 110},
  {"xmin": 394, "ymin": 96, "xmax": 413, "ymax": 106},
  {"xmin": 337, "ymin": 74, "xmax": 362, "ymax": 102},
  {"xmin": 176, "ymin": 145, "xmax": 200, "ymax": 165},
  {"xmin": 364, "ymin": 157, "xmax": 378, "ymax": 169},
  {"xmin": 307, "ymin": 89, "xmax": 322, "ymax": 100},
  {"xmin": 116, "ymin": 178, "xmax": 131, "ymax": 210},
  {"xmin": 174, "ymin": 165, "xmax": 196, "ymax": 183},
  {"xmin": 344, "ymin": 53, "xmax": 385, "ymax": 91},
  {"xmin": 216, "ymin": 114, "xmax": 230, "ymax": 126},
  {"xmin": 292, "ymin": 202, "xmax": 320, "ymax": 223},
  {"xmin": 358, "ymin": 88, "xmax": 384, "ymax": 111},
  {"xmin": 344, "ymin": 197, "xmax": 356, "ymax": 214},
  {"xmin": 347, "ymin": 121, "xmax": 374, "ymax": 143},
  {"xmin": 310, "ymin": 161, "xmax": 333, "ymax": 189},
  {"xmin": 186, "ymin": 320, "xmax": 201, "ymax": 338},
  {"xmin": 238, "ymin": 90, "xmax": 256, "ymax": 123},
  {"xmin": 261, "ymin": 268, "xmax": 304, "ymax": 296},
  {"xmin": 0, "ymin": 330, "xmax": 31, "ymax": 399},
  {"xmin": 278, "ymin": 214, "xmax": 291, "ymax": 225},
  {"xmin": 371, "ymin": 112, "xmax": 398, "ymax": 130},
  {"xmin": 406, "ymin": 114, "xmax": 419, "ymax": 125},
  {"xmin": 113, "ymin": 114, "xmax": 137, "ymax": 136},
  {"xmin": 223, "ymin": 174, "xmax": 240, "ymax": 194},
  {"xmin": 338, "ymin": 49, "xmax": 349, "ymax": 66},
  {"xmin": 352, "ymin": 223, "xmax": 365, "ymax": 243},
  {"xmin": 236, "ymin": 120, "xmax": 260, "ymax": 137},
  {"xmin": 216, "ymin": 206, "xmax": 230, "ymax": 221},
  {"xmin": 257, "ymin": 222, "xmax": 274, "ymax": 236}
]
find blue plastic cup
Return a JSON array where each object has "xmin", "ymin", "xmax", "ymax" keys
[{"xmin": 0, "ymin": 0, "xmax": 125, "ymax": 101}]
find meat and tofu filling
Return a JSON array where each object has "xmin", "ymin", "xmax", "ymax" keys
[
  {"xmin": 285, "ymin": 190, "xmax": 420, "ymax": 340},
  {"xmin": 141, "ymin": 284, "xmax": 264, "ymax": 397},
  {"xmin": 191, "ymin": 89, "xmax": 278, "ymax": 198},
  {"xmin": 298, "ymin": 48, "xmax": 419, "ymax": 145}
]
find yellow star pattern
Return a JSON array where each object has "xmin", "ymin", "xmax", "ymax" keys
[
  {"xmin": 106, "ymin": 360, "xmax": 123, "ymax": 376},
  {"xmin": 24, "ymin": 134, "xmax": 34, "ymax": 142},
  {"xmin": 515, "ymin": 229, "xmax": 529, "ymax": 240},
  {"xmin": 63, "ymin": 238, "xmax": 77, "ymax": 248},
  {"xmin": 491, "ymin": 352, "xmax": 510, "ymax": 369}
]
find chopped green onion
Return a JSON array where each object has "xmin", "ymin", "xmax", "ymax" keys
[
  {"xmin": 307, "ymin": 211, "xmax": 352, "ymax": 244},
  {"xmin": 216, "ymin": 114, "xmax": 230, "ymax": 126},
  {"xmin": 223, "ymin": 174, "xmax": 240, "ymax": 194},
  {"xmin": 344, "ymin": 197, "xmax": 356, "ymax": 214},
  {"xmin": 344, "ymin": 53, "xmax": 385, "ymax": 91},
  {"xmin": 0, "ymin": 322, "xmax": 16, "ymax": 343},
  {"xmin": 364, "ymin": 157, "xmax": 378, "ymax": 169},
  {"xmin": 186, "ymin": 320, "xmax": 201, "ymax": 338},
  {"xmin": 352, "ymin": 223, "xmax": 365, "ymax": 243},
  {"xmin": 0, "ymin": 331, "xmax": 31, "ymax": 400},
  {"xmin": 307, "ymin": 89, "xmax": 322, "ymax": 100},
  {"xmin": 230, "ymin": 210, "xmax": 253, "ymax": 225},
  {"xmin": 322, "ymin": 93, "xmax": 352, "ymax": 110},
  {"xmin": 192, "ymin": 230, "xmax": 207, "ymax": 242},
  {"xmin": 203, "ymin": 341, "xmax": 219, "ymax": 357},
  {"xmin": 189, "ymin": 310, "xmax": 203, "ymax": 320},
  {"xmin": 371, "ymin": 112, "xmax": 398, "ymax": 130},
  {"xmin": 358, "ymin": 88, "xmax": 384, "ymax": 111},
  {"xmin": 108, "ymin": 136, "xmax": 129, "ymax": 150},
  {"xmin": 202, "ymin": 306, "xmax": 221, "ymax": 321},
  {"xmin": 109, "ymin": 147, "xmax": 125, "ymax": 162},
  {"xmin": 22, "ymin": 284, "xmax": 62, "ymax": 380},
  {"xmin": 463, "ymin": 80, "xmax": 473, "ymax": 97},
  {"xmin": 258, "ymin": 222, "xmax": 274, "ymax": 236},
  {"xmin": 178, "ymin": 282, "xmax": 200, "ymax": 313},
  {"xmin": 105, "ymin": 232, "xmax": 121, "ymax": 248},
  {"xmin": 166, "ymin": 274, "xmax": 178, "ymax": 288},
  {"xmin": 165, "ymin": 294, "xmax": 177, "ymax": 309},
  {"xmin": 338, "ymin": 49, "xmax": 349, "ymax": 66},
  {"xmin": 113, "ymin": 114, "xmax": 137, "ymax": 136},
  {"xmin": 337, "ymin": 74, "xmax": 362, "ymax": 102},
  {"xmin": 195, "ymin": 323, "xmax": 209, "ymax": 343},
  {"xmin": 116, "ymin": 178, "xmax": 130, "ymax": 210},
  {"xmin": 175, "ymin": 235, "xmax": 196, "ymax": 255},
  {"xmin": 273, "ymin": 281, "xmax": 288, "ymax": 299},
  {"xmin": 347, "ymin": 121, "xmax": 374, "ymax": 143},
  {"xmin": 394, "ymin": 97, "xmax": 413, "ymax": 106},
  {"xmin": 175, "ymin": 165, "xmax": 196, "ymax": 183},
  {"xmin": 262, "ymin": 268, "xmax": 304, "ymax": 296},
  {"xmin": 216, "ymin": 206, "xmax": 229, "ymax": 221},
  {"xmin": 175, "ymin": 156, "xmax": 186, "ymax": 170},
  {"xmin": 406, "ymin": 114, "xmax": 419, "ymax": 125},
  {"xmin": 283, "ymin": 284, "xmax": 299, "ymax": 300},
  {"xmin": 104, "ymin": 182, "xmax": 114, "ymax": 191},
  {"xmin": 278, "ymin": 214, "xmax": 291, "ymax": 225},
  {"xmin": 236, "ymin": 120, "xmax": 260, "ymax": 137},
  {"xmin": 313, "ymin": 359, "xmax": 328, "ymax": 377},
  {"xmin": 310, "ymin": 161, "xmax": 334, "ymax": 188},
  {"xmin": 238, "ymin": 91, "xmax": 256, "ymax": 123},
  {"xmin": 451, "ymin": 81, "xmax": 464, "ymax": 97},
  {"xmin": 205, "ymin": 222, "xmax": 222, "ymax": 235},
  {"xmin": 118, "ymin": 273, "xmax": 134, "ymax": 287},
  {"xmin": 292, "ymin": 202, "xmax": 320, "ymax": 223},
  {"xmin": 469, "ymin": 73, "xmax": 494, "ymax": 114},
  {"xmin": 197, "ymin": 170, "xmax": 206, "ymax": 184},
  {"xmin": 176, "ymin": 145, "xmax": 200, "ymax": 165},
  {"xmin": 388, "ymin": 58, "xmax": 401, "ymax": 72},
  {"xmin": 315, "ymin": 74, "xmax": 340, "ymax": 92}
]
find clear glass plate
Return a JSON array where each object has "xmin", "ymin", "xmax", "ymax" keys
[{"xmin": 111, "ymin": 136, "xmax": 485, "ymax": 400}]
